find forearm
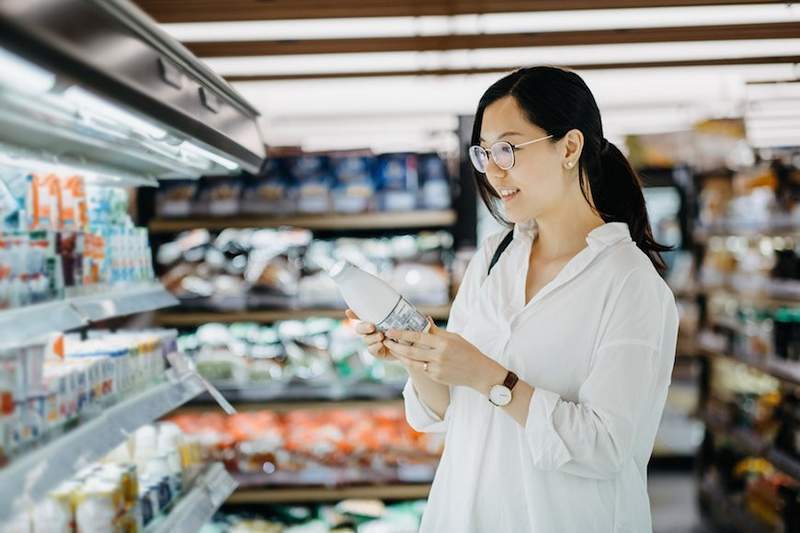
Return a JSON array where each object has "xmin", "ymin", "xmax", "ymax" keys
[
  {"xmin": 474, "ymin": 361, "xmax": 534, "ymax": 427},
  {"xmin": 407, "ymin": 365, "xmax": 450, "ymax": 419}
]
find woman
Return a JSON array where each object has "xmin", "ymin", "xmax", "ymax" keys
[{"xmin": 347, "ymin": 66, "xmax": 679, "ymax": 532}]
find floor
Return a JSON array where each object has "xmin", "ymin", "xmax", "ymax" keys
[{"xmin": 649, "ymin": 471, "xmax": 711, "ymax": 533}]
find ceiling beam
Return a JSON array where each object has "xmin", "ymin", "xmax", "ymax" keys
[
  {"xmin": 186, "ymin": 22, "xmax": 800, "ymax": 57},
  {"xmin": 135, "ymin": 1, "xmax": 785, "ymax": 23},
  {"xmin": 223, "ymin": 55, "xmax": 800, "ymax": 82}
]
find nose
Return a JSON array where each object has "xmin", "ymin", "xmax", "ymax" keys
[{"xmin": 485, "ymin": 156, "xmax": 506, "ymax": 183}]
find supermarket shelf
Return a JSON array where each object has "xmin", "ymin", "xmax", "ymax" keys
[
  {"xmin": 191, "ymin": 381, "xmax": 405, "ymax": 405},
  {"xmin": 149, "ymin": 209, "xmax": 457, "ymax": 233},
  {"xmin": 0, "ymin": 283, "xmax": 178, "ymax": 351},
  {"xmin": 700, "ymin": 284, "xmax": 800, "ymax": 308},
  {"xmin": 697, "ymin": 341, "xmax": 800, "ymax": 387},
  {"xmin": 227, "ymin": 483, "xmax": 431, "ymax": 504},
  {"xmin": 694, "ymin": 217, "xmax": 800, "ymax": 240},
  {"xmin": 703, "ymin": 411, "xmax": 800, "ymax": 482},
  {"xmin": 154, "ymin": 304, "xmax": 452, "ymax": 325},
  {"xmin": 145, "ymin": 462, "xmax": 237, "ymax": 533},
  {"xmin": 699, "ymin": 481, "xmax": 777, "ymax": 533},
  {"xmin": 0, "ymin": 371, "xmax": 205, "ymax": 521},
  {"xmin": 70, "ymin": 283, "xmax": 179, "ymax": 322}
]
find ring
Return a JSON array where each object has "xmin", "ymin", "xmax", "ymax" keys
[{"xmin": 423, "ymin": 362, "xmax": 429, "ymax": 372}]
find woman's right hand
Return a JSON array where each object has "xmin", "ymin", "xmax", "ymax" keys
[{"xmin": 345, "ymin": 309, "xmax": 394, "ymax": 360}]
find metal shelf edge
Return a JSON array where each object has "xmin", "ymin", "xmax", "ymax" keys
[{"xmin": 0, "ymin": 371, "xmax": 204, "ymax": 522}]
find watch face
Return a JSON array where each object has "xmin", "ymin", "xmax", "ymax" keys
[{"xmin": 489, "ymin": 385, "xmax": 512, "ymax": 406}]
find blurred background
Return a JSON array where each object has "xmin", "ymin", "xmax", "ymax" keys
[{"xmin": 1, "ymin": 1, "xmax": 800, "ymax": 532}]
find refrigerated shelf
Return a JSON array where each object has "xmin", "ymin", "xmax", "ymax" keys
[
  {"xmin": 0, "ymin": 282, "xmax": 178, "ymax": 351},
  {"xmin": 145, "ymin": 462, "xmax": 237, "ymax": 533},
  {"xmin": 0, "ymin": 370, "xmax": 205, "ymax": 522}
]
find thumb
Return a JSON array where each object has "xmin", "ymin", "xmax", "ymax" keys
[{"xmin": 427, "ymin": 316, "xmax": 440, "ymax": 333}]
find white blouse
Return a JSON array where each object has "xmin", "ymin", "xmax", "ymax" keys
[{"xmin": 403, "ymin": 221, "xmax": 679, "ymax": 533}]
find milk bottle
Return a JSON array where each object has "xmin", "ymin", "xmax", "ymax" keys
[{"xmin": 328, "ymin": 261, "xmax": 429, "ymax": 333}]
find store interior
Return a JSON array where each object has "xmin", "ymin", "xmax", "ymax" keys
[{"xmin": 0, "ymin": 1, "xmax": 799, "ymax": 532}]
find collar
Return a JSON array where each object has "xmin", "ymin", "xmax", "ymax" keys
[{"xmin": 512, "ymin": 219, "xmax": 631, "ymax": 251}]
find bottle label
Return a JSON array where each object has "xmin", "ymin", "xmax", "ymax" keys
[{"xmin": 376, "ymin": 297, "xmax": 429, "ymax": 333}]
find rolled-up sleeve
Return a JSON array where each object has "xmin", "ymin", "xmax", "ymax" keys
[
  {"xmin": 523, "ymin": 268, "xmax": 669, "ymax": 479},
  {"xmin": 403, "ymin": 379, "xmax": 449, "ymax": 433}
]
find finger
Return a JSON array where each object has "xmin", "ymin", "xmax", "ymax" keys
[
  {"xmin": 368, "ymin": 343, "xmax": 391, "ymax": 359},
  {"xmin": 386, "ymin": 329, "xmax": 438, "ymax": 348},
  {"xmin": 383, "ymin": 339, "xmax": 431, "ymax": 362},
  {"xmin": 355, "ymin": 321, "xmax": 376, "ymax": 335},
  {"xmin": 345, "ymin": 309, "xmax": 359, "ymax": 321},
  {"xmin": 364, "ymin": 331, "xmax": 384, "ymax": 345},
  {"xmin": 427, "ymin": 317, "xmax": 440, "ymax": 333},
  {"xmin": 394, "ymin": 353, "xmax": 436, "ymax": 377}
]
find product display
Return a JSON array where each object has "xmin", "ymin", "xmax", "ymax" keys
[
  {"xmin": 0, "ymin": 329, "xmax": 177, "ymax": 467},
  {"xmin": 0, "ymin": 172, "xmax": 155, "ymax": 308},
  {"xmin": 168, "ymin": 406, "xmax": 443, "ymax": 487},
  {"xmin": 154, "ymin": 151, "xmax": 451, "ymax": 219},
  {"xmin": 1, "ymin": 421, "xmax": 207, "ymax": 533},
  {"xmin": 157, "ymin": 228, "xmax": 452, "ymax": 311},
  {"xmin": 177, "ymin": 319, "xmax": 412, "ymax": 390},
  {"xmin": 201, "ymin": 499, "xmax": 427, "ymax": 533}
]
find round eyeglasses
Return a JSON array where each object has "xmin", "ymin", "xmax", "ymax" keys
[{"xmin": 468, "ymin": 134, "xmax": 553, "ymax": 173}]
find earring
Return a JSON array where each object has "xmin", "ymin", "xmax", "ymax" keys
[{"xmin": 565, "ymin": 161, "xmax": 574, "ymax": 169}]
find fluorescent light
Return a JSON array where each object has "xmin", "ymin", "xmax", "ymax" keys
[
  {"xmin": 180, "ymin": 141, "xmax": 239, "ymax": 171},
  {"xmin": 64, "ymin": 87, "xmax": 168, "ymax": 140},
  {"xmin": 162, "ymin": 4, "xmax": 800, "ymax": 42},
  {"xmin": 0, "ymin": 47, "xmax": 56, "ymax": 94},
  {"xmin": 204, "ymin": 39, "xmax": 800, "ymax": 77},
  {"xmin": 0, "ymin": 142, "xmax": 159, "ymax": 188}
]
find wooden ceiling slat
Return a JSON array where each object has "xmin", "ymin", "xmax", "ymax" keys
[
  {"xmin": 222, "ymin": 55, "xmax": 800, "ymax": 82},
  {"xmin": 136, "ymin": 0, "xmax": 784, "ymax": 23},
  {"xmin": 186, "ymin": 22, "xmax": 800, "ymax": 57}
]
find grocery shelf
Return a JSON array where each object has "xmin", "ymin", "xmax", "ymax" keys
[
  {"xmin": 697, "ymin": 341, "xmax": 800, "ymax": 386},
  {"xmin": 154, "ymin": 304, "xmax": 452, "ymax": 325},
  {"xmin": 145, "ymin": 462, "xmax": 237, "ymax": 533},
  {"xmin": 149, "ymin": 209, "xmax": 457, "ymax": 233},
  {"xmin": 227, "ymin": 483, "xmax": 432, "ymax": 504},
  {"xmin": 0, "ymin": 370, "xmax": 205, "ymax": 522},
  {"xmin": 703, "ymin": 411, "xmax": 800, "ymax": 483},
  {"xmin": 70, "ymin": 282, "xmax": 179, "ymax": 322},
  {"xmin": 191, "ymin": 381, "xmax": 405, "ymax": 406},
  {"xmin": 700, "ymin": 284, "xmax": 800, "ymax": 308},
  {"xmin": 0, "ymin": 282, "xmax": 178, "ymax": 351},
  {"xmin": 694, "ymin": 217, "xmax": 800, "ymax": 240},
  {"xmin": 699, "ymin": 481, "xmax": 777, "ymax": 533}
]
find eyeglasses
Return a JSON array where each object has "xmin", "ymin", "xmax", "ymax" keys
[{"xmin": 468, "ymin": 134, "xmax": 553, "ymax": 173}]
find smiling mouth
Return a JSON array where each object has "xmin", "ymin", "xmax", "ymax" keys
[{"xmin": 497, "ymin": 187, "xmax": 520, "ymax": 202}]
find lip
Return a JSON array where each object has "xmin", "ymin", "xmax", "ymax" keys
[{"xmin": 496, "ymin": 187, "xmax": 520, "ymax": 203}]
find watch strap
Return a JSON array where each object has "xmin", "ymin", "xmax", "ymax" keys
[{"xmin": 503, "ymin": 371, "xmax": 519, "ymax": 391}]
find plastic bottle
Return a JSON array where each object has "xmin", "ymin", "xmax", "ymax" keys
[{"xmin": 328, "ymin": 261, "xmax": 429, "ymax": 332}]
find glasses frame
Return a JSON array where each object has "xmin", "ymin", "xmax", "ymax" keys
[{"xmin": 469, "ymin": 134, "xmax": 554, "ymax": 173}]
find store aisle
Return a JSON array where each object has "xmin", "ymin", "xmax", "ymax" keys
[{"xmin": 650, "ymin": 472, "xmax": 709, "ymax": 533}]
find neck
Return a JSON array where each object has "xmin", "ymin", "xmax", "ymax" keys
[{"xmin": 531, "ymin": 195, "xmax": 605, "ymax": 259}]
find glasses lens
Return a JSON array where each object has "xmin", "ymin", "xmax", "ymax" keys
[
  {"xmin": 491, "ymin": 142, "xmax": 515, "ymax": 170},
  {"xmin": 468, "ymin": 146, "xmax": 488, "ymax": 173}
]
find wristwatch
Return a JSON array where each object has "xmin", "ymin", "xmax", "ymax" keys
[{"xmin": 488, "ymin": 370, "xmax": 519, "ymax": 407}]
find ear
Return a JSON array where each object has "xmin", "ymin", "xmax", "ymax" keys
[{"xmin": 561, "ymin": 129, "xmax": 584, "ymax": 170}]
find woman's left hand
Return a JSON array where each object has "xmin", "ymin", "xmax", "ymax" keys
[{"xmin": 383, "ymin": 320, "xmax": 505, "ymax": 393}]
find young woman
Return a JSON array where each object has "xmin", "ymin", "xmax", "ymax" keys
[{"xmin": 347, "ymin": 66, "xmax": 679, "ymax": 532}]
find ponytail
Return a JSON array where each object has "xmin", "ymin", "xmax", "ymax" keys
[{"xmin": 585, "ymin": 140, "xmax": 671, "ymax": 274}]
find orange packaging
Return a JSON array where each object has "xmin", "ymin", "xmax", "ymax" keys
[
  {"xmin": 29, "ymin": 174, "xmax": 63, "ymax": 230},
  {"xmin": 62, "ymin": 176, "xmax": 88, "ymax": 230}
]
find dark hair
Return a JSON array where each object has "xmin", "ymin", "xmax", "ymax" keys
[{"xmin": 471, "ymin": 66, "xmax": 671, "ymax": 273}]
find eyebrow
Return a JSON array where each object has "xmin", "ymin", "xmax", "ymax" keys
[{"xmin": 479, "ymin": 130, "xmax": 524, "ymax": 142}]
